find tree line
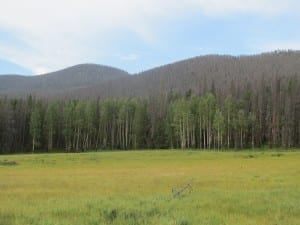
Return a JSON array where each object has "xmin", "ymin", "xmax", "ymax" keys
[{"xmin": 0, "ymin": 87, "xmax": 299, "ymax": 154}]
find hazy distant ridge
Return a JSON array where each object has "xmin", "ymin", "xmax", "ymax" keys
[
  {"xmin": 1, "ymin": 51, "xmax": 300, "ymax": 99},
  {"xmin": 0, "ymin": 64, "xmax": 129, "ymax": 96}
]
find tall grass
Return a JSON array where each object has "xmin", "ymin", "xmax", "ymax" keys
[{"xmin": 0, "ymin": 150, "xmax": 299, "ymax": 225}]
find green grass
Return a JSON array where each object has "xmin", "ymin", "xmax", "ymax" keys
[{"xmin": 0, "ymin": 150, "xmax": 300, "ymax": 225}]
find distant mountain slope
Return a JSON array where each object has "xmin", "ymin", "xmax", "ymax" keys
[
  {"xmin": 0, "ymin": 64, "xmax": 129, "ymax": 96},
  {"xmin": 58, "ymin": 51, "xmax": 300, "ymax": 99},
  {"xmin": 1, "ymin": 51, "xmax": 300, "ymax": 99}
]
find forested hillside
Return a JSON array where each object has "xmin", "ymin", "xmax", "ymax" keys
[
  {"xmin": 57, "ymin": 51, "xmax": 300, "ymax": 100},
  {"xmin": 0, "ymin": 64, "xmax": 129, "ymax": 96},
  {"xmin": 0, "ymin": 51, "xmax": 299, "ymax": 153}
]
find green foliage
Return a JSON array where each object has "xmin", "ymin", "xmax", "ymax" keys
[
  {"xmin": 213, "ymin": 109, "xmax": 225, "ymax": 149},
  {"xmin": 45, "ymin": 102, "xmax": 58, "ymax": 150},
  {"xmin": 0, "ymin": 88, "xmax": 299, "ymax": 153},
  {"xmin": 30, "ymin": 103, "xmax": 42, "ymax": 152},
  {"xmin": 63, "ymin": 100, "xmax": 76, "ymax": 151},
  {"xmin": 132, "ymin": 100, "xmax": 149, "ymax": 149}
]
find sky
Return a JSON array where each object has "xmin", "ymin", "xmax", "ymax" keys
[{"xmin": 0, "ymin": 0, "xmax": 299, "ymax": 75}]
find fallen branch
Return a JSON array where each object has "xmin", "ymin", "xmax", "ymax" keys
[{"xmin": 171, "ymin": 183, "xmax": 192, "ymax": 198}]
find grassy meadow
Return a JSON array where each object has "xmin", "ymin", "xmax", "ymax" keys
[{"xmin": 0, "ymin": 150, "xmax": 300, "ymax": 225}]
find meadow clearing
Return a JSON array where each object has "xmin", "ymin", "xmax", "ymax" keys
[{"xmin": 0, "ymin": 150, "xmax": 299, "ymax": 225}]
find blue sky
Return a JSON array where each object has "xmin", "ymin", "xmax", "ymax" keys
[{"xmin": 0, "ymin": 0, "xmax": 299, "ymax": 75}]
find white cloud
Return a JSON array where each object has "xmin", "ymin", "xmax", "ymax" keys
[
  {"xmin": 0, "ymin": 0, "xmax": 298, "ymax": 74},
  {"xmin": 34, "ymin": 67, "xmax": 49, "ymax": 75}
]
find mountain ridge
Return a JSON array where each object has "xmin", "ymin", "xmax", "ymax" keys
[
  {"xmin": 1, "ymin": 51, "xmax": 300, "ymax": 99},
  {"xmin": 0, "ymin": 63, "xmax": 129, "ymax": 96},
  {"xmin": 53, "ymin": 51, "xmax": 300, "ymax": 99}
]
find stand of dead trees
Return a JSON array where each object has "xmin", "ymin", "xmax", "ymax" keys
[{"xmin": 0, "ymin": 75, "xmax": 299, "ymax": 154}]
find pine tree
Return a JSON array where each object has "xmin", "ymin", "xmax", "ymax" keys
[
  {"xmin": 45, "ymin": 102, "xmax": 58, "ymax": 151},
  {"xmin": 224, "ymin": 95, "xmax": 234, "ymax": 149},
  {"xmin": 30, "ymin": 104, "xmax": 42, "ymax": 153},
  {"xmin": 213, "ymin": 108, "xmax": 225, "ymax": 150},
  {"xmin": 84, "ymin": 100, "xmax": 97, "ymax": 150},
  {"xmin": 63, "ymin": 100, "xmax": 75, "ymax": 151}
]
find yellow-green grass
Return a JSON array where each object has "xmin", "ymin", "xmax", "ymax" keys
[{"xmin": 0, "ymin": 150, "xmax": 299, "ymax": 225}]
